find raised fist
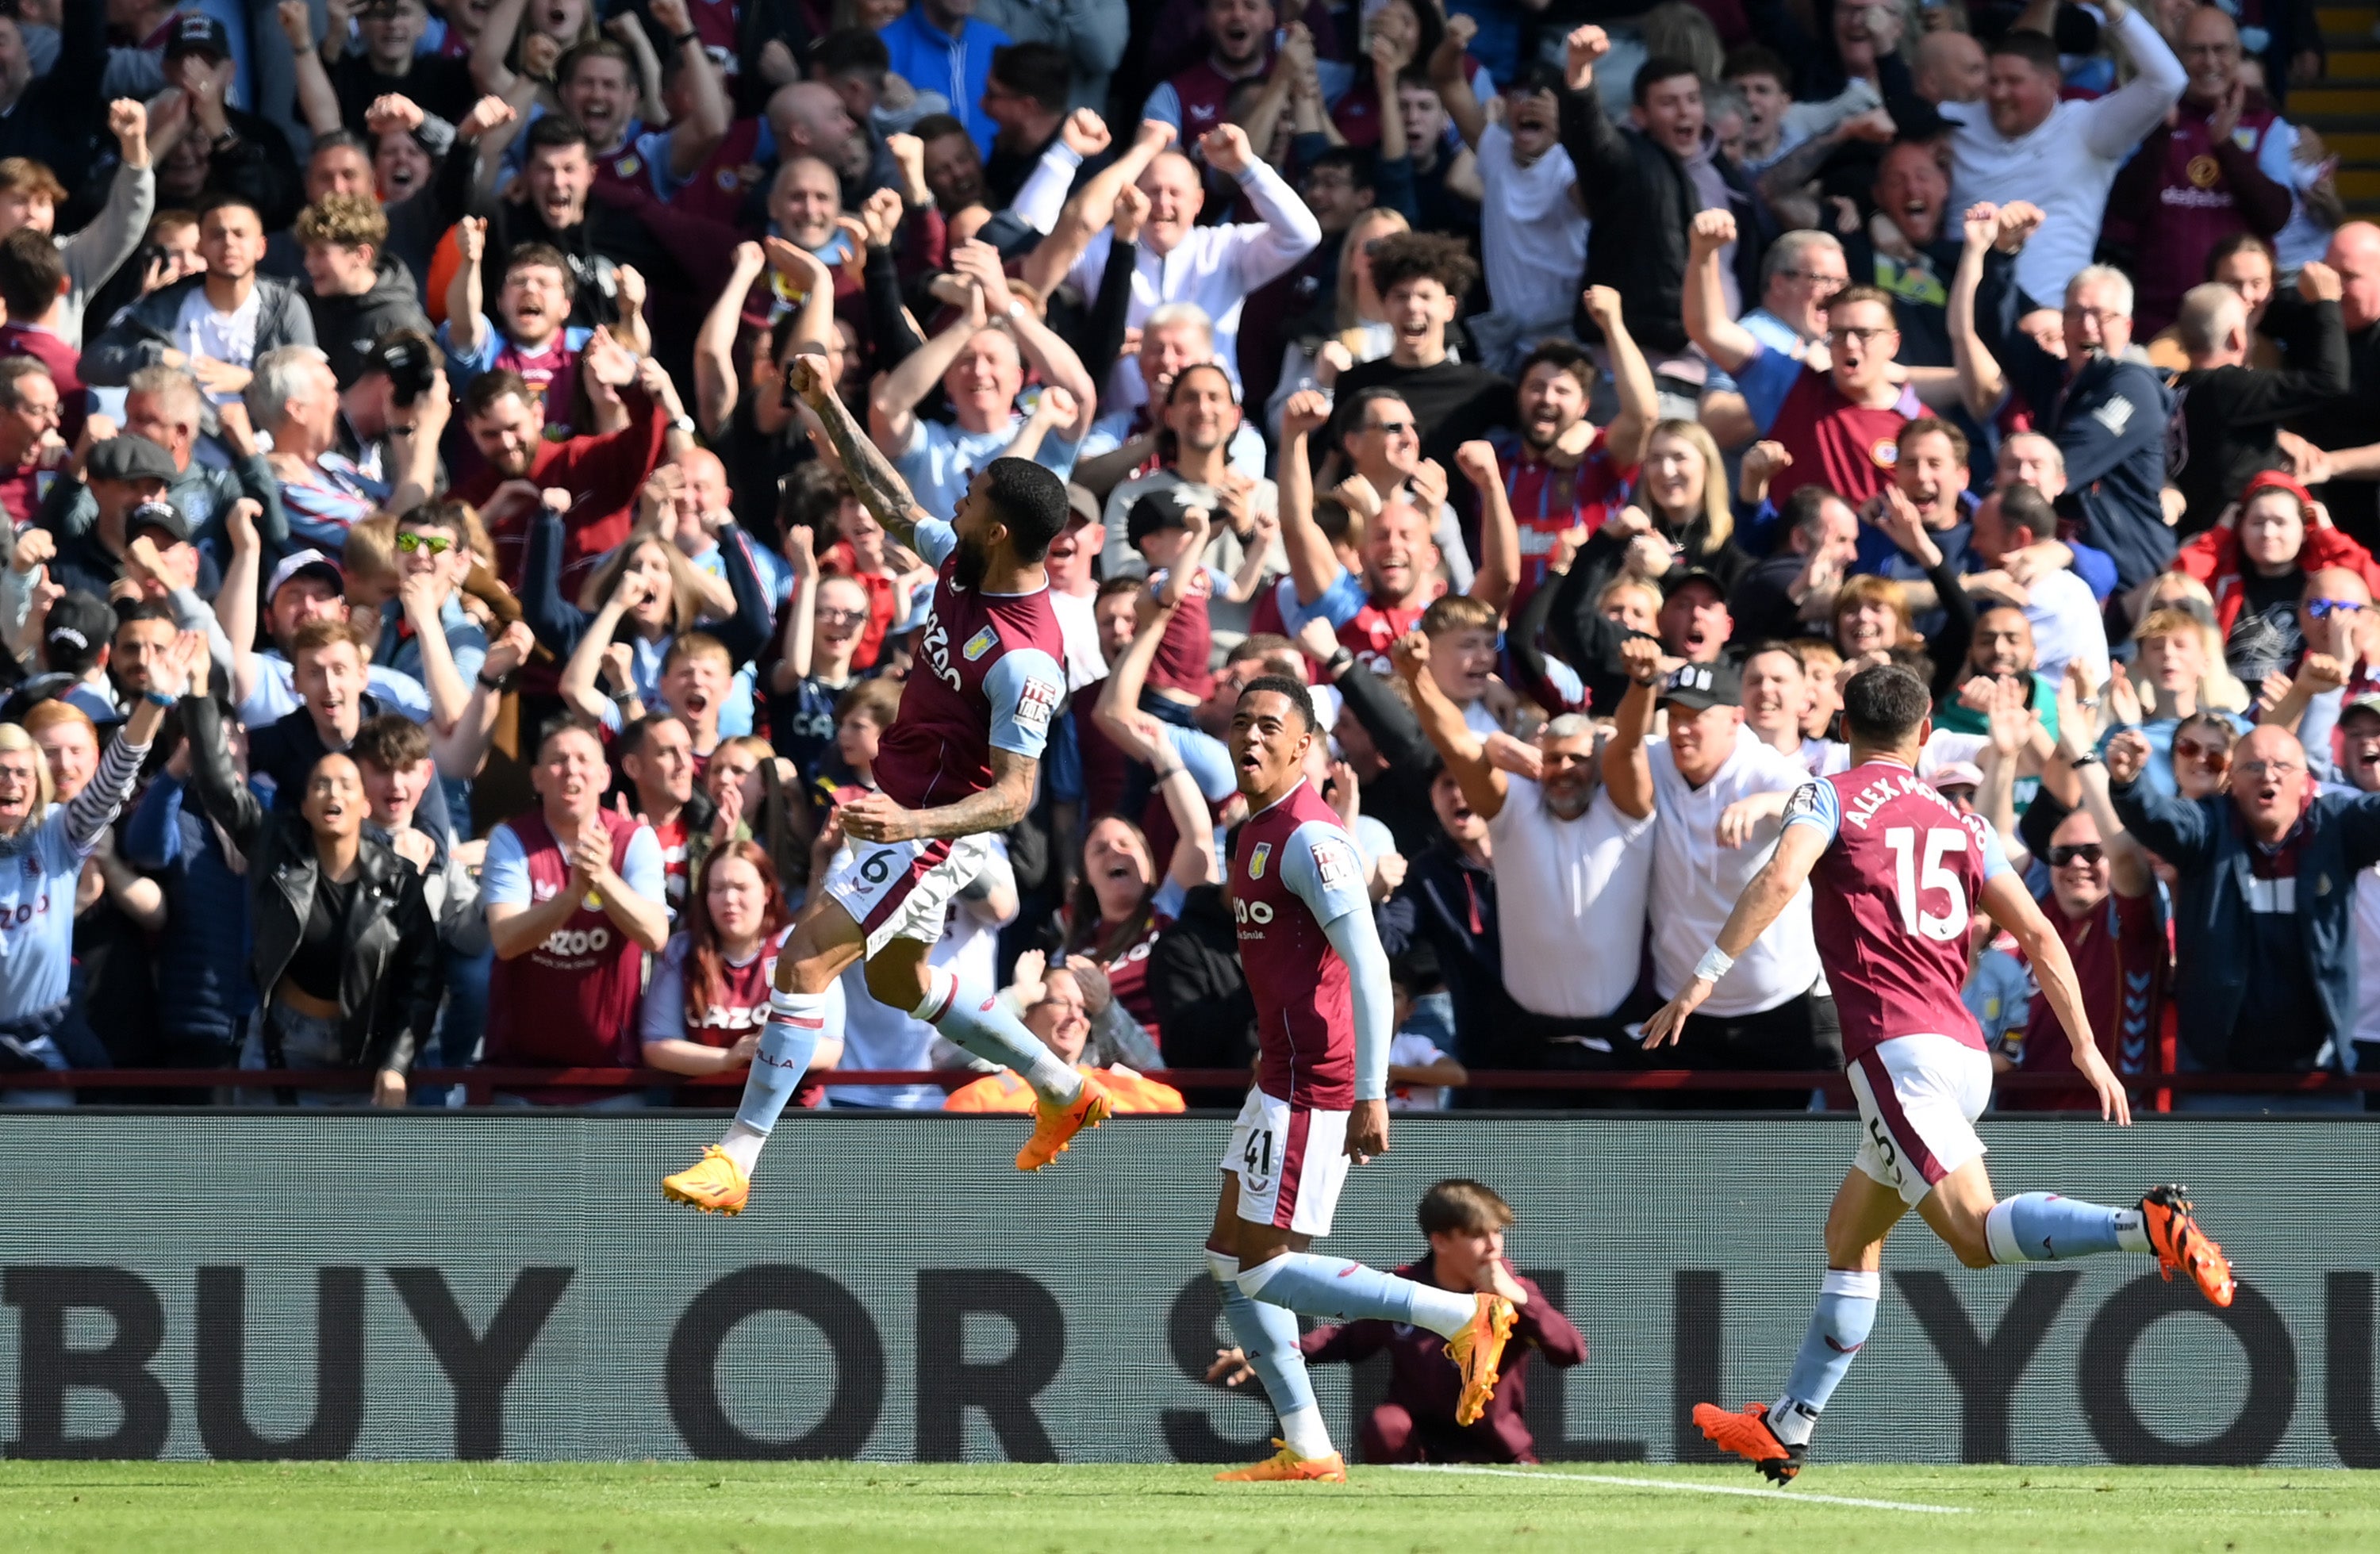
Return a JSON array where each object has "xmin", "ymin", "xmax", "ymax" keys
[
  {"xmin": 1690, "ymin": 208, "xmax": 1737, "ymax": 254},
  {"xmin": 1061, "ymin": 108, "xmax": 1110, "ymax": 159},
  {"xmin": 1199, "ymin": 123, "xmax": 1253, "ymax": 176},
  {"xmin": 1565, "ymin": 25, "xmax": 1610, "ymax": 91}
]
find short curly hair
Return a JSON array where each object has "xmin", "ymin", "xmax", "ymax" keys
[
  {"xmin": 294, "ymin": 194, "xmax": 388, "ymax": 253},
  {"xmin": 1365, "ymin": 232, "xmax": 1479, "ymax": 301}
]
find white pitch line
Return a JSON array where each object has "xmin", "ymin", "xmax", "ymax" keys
[{"xmin": 1389, "ymin": 1462, "xmax": 1970, "ymax": 1514}]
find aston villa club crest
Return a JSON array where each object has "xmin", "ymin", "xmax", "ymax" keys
[
  {"xmin": 1249, "ymin": 842, "xmax": 1272, "ymax": 880},
  {"xmin": 962, "ymin": 625, "xmax": 998, "ymax": 661}
]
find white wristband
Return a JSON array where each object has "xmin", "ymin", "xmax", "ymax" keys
[{"xmin": 1693, "ymin": 946, "xmax": 1735, "ymax": 984}]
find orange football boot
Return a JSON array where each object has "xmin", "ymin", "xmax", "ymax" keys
[
  {"xmin": 662, "ymin": 1145, "xmax": 750, "ymax": 1215},
  {"xmin": 1693, "ymin": 1402, "xmax": 1804, "ymax": 1483},
  {"xmin": 2141, "ymin": 1184, "xmax": 2236, "ymax": 1307},
  {"xmin": 1446, "ymin": 1291, "xmax": 1519, "ymax": 1425},
  {"xmin": 1214, "ymin": 1441, "xmax": 1349, "ymax": 1482},
  {"xmin": 1015, "ymin": 1073, "xmax": 1113, "ymax": 1171}
]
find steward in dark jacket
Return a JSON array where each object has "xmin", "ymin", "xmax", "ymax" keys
[
  {"xmin": 1974, "ymin": 247, "xmax": 2173, "ymax": 594},
  {"xmin": 2109, "ymin": 726, "xmax": 2380, "ymax": 1078},
  {"xmin": 182, "ymin": 693, "xmax": 440, "ymax": 1100}
]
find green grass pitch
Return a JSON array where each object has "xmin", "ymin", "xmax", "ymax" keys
[{"xmin": 8, "ymin": 1461, "xmax": 2380, "ymax": 1552}]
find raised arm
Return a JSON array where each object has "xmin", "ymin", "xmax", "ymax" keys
[
  {"xmin": 1683, "ymin": 209, "xmax": 1758, "ymax": 374},
  {"xmin": 1584, "ymin": 285, "xmax": 1656, "ymax": 468},
  {"xmin": 2080, "ymin": 1, "xmax": 2186, "ymax": 160},
  {"xmin": 446, "ymin": 215, "xmax": 489, "ymax": 363},
  {"xmin": 470, "ymin": 0, "xmax": 532, "ymax": 97},
  {"xmin": 1602, "ymin": 636, "xmax": 1665, "ymax": 820},
  {"xmin": 1455, "ymin": 440, "xmax": 1518, "ymax": 618},
  {"xmin": 1948, "ymin": 201, "xmax": 2010, "ymax": 422},
  {"xmin": 868, "ymin": 286, "xmax": 988, "ymax": 459},
  {"xmin": 278, "ymin": 2, "xmax": 342, "ymax": 136},
  {"xmin": 1095, "ymin": 582, "xmax": 1178, "ymax": 736},
  {"xmin": 695, "ymin": 241, "xmax": 768, "ymax": 439},
  {"xmin": 948, "ymin": 242, "xmax": 1097, "ymax": 443},
  {"xmin": 791, "ymin": 355, "xmax": 934, "ymax": 552},
  {"xmin": 1428, "ymin": 14, "xmax": 1488, "ymax": 151},
  {"xmin": 649, "ymin": 0, "xmax": 730, "ymax": 180},
  {"xmin": 1276, "ymin": 390, "xmax": 1342, "ymax": 606},
  {"xmin": 1016, "ymin": 118, "xmax": 1178, "ymax": 303},
  {"xmin": 770, "ymin": 525, "xmax": 818, "ymax": 693},
  {"xmin": 1389, "ymin": 631, "xmax": 1507, "ymax": 819},
  {"xmin": 215, "ymin": 496, "xmax": 264, "ymax": 706}
]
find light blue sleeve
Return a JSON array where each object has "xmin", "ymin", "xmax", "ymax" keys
[
  {"xmin": 367, "ymin": 666, "xmax": 434, "ymax": 722},
  {"xmin": 436, "ymin": 316, "xmax": 503, "ymax": 379},
  {"xmin": 1280, "ymin": 819, "xmax": 1372, "ymax": 929},
  {"xmin": 1153, "ymin": 874, "xmax": 1188, "ymax": 919},
  {"xmin": 984, "ymin": 647, "xmax": 1066, "ymax": 759},
  {"xmin": 912, "ymin": 516, "xmax": 958, "ymax": 570},
  {"xmin": 1159, "ymin": 722, "xmax": 1237, "ymax": 803},
  {"xmin": 1286, "ymin": 819, "xmax": 1392, "ymax": 1102},
  {"xmin": 1968, "ymin": 812, "xmax": 2014, "ymax": 881},
  {"xmin": 1779, "ymin": 778, "xmax": 1841, "ymax": 846},
  {"xmin": 640, "ymin": 935, "xmax": 691, "ymax": 1046},
  {"xmin": 1139, "ymin": 80, "xmax": 1183, "ymax": 132},
  {"xmin": 1735, "ymin": 340, "xmax": 1804, "ymax": 436},
  {"xmin": 636, "ymin": 126, "xmax": 686, "ymax": 199},
  {"xmin": 620, "ymin": 825, "xmax": 666, "ymax": 904},
  {"xmin": 482, "ymin": 823, "xmax": 531, "ymax": 907},
  {"xmin": 1280, "ymin": 566, "xmax": 1367, "ymax": 634}
]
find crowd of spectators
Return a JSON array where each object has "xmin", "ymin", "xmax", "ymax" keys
[{"xmin": 0, "ymin": 0, "xmax": 2373, "ymax": 1115}]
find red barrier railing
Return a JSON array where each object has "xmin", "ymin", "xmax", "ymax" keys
[{"xmin": 6, "ymin": 1067, "xmax": 2375, "ymax": 1107}]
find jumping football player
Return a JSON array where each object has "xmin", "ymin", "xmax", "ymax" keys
[
  {"xmin": 1204, "ymin": 676, "xmax": 1519, "ymax": 1483},
  {"xmin": 1642, "ymin": 663, "xmax": 2234, "ymax": 1483},
  {"xmin": 662, "ymin": 359, "xmax": 1109, "ymax": 1214}
]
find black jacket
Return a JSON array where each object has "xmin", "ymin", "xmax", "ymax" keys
[
  {"xmin": 1975, "ymin": 250, "xmax": 2174, "ymax": 591},
  {"xmin": 308, "ymin": 255, "xmax": 433, "ymax": 388},
  {"xmin": 1560, "ymin": 86, "xmax": 1770, "ymax": 358},
  {"xmin": 1150, "ymin": 883, "xmax": 1255, "ymax": 1104},
  {"xmin": 181, "ymin": 694, "xmax": 440, "ymax": 1078}
]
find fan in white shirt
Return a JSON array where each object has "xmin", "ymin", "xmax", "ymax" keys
[
  {"xmin": 1939, "ymin": 6, "xmax": 2185, "ymax": 305},
  {"xmin": 1394, "ymin": 632, "xmax": 1656, "ymax": 1028}
]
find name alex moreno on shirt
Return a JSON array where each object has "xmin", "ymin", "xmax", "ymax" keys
[{"xmin": 1836, "ymin": 764, "xmax": 1964, "ymax": 832}]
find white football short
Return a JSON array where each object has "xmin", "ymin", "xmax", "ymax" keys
[
  {"xmin": 823, "ymin": 832, "xmax": 992, "ymax": 957},
  {"xmin": 1847, "ymin": 1034, "xmax": 1995, "ymax": 1206},
  {"xmin": 1224, "ymin": 1088, "xmax": 1352, "ymax": 1237}
]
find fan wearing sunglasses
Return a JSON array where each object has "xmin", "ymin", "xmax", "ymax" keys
[
  {"xmin": 377, "ymin": 501, "xmax": 494, "ymax": 739},
  {"xmin": 1994, "ymin": 664, "xmax": 2162, "ymax": 1111}
]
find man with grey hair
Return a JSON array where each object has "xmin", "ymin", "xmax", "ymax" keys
[
  {"xmin": 247, "ymin": 344, "xmax": 391, "ymax": 557},
  {"xmin": 1393, "ymin": 628, "xmax": 1657, "ymax": 1076},
  {"xmin": 1963, "ymin": 200, "xmax": 2175, "ymax": 592},
  {"xmin": 44, "ymin": 364, "xmax": 290, "ymax": 574},
  {"xmin": 1702, "ymin": 228, "xmax": 1848, "ymax": 447},
  {"xmin": 2171, "ymin": 259, "xmax": 2352, "ymax": 534}
]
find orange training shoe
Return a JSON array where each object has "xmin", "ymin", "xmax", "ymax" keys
[
  {"xmin": 1214, "ymin": 1440, "xmax": 1349, "ymax": 1483},
  {"xmin": 1445, "ymin": 1291, "xmax": 1518, "ymax": 1425},
  {"xmin": 2141, "ymin": 1184, "xmax": 2236, "ymax": 1307},
  {"xmin": 1015, "ymin": 1073, "xmax": 1112, "ymax": 1171},
  {"xmin": 1694, "ymin": 1402, "xmax": 1804, "ymax": 1483},
  {"xmin": 662, "ymin": 1145, "xmax": 750, "ymax": 1215}
]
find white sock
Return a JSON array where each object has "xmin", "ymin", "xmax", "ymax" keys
[
  {"xmin": 1279, "ymin": 1404, "xmax": 1334, "ymax": 1460},
  {"xmin": 719, "ymin": 1120, "xmax": 767, "ymax": 1174},
  {"xmin": 2114, "ymin": 1207, "xmax": 2150, "ymax": 1253}
]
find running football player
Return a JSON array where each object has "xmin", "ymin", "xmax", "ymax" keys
[
  {"xmin": 1204, "ymin": 676, "xmax": 1520, "ymax": 1483},
  {"xmin": 1642, "ymin": 663, "xmax": 2234, "ymax": 1482},
  {"xmin": 663, "ymin": 358, "xmax": 1108, "ymax": 1214}
]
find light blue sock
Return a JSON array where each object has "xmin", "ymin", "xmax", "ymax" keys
[
  {"xmin": 1985, "ymin": 1192, "xmax": 2150, "ymax": 1264},
  {"xmin": 1237, "ymin": 1251, "xmax": 1477, "ymax": 1339},
  {"xmin": 914, "ymin": 966, "xmax": 1081, "ymax": 1103},
  {"xmin": 1770, "ymin": 1269, "xmax": 1879, "ymax": 1446},
  {"xmin": 1208, "ymin": 1252, "xmax": 1328, "ymax": 1455},
  {"xmin": 730, "ymin": 990, "xmax": 830, "ymax": 1137}
]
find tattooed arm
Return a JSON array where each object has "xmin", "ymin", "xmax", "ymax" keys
[
  {"xmin": 839, "ymin": 750, "xmax": 1042, "ymax": 842},
  {"xmin": 789, "ymin": 354, "xmax": 934, "ymax": 553}
]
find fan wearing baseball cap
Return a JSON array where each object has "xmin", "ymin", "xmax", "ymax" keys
[{"xmin": 1622, "ymin": 650, "xmax": 1841, "ymax": 1105}]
